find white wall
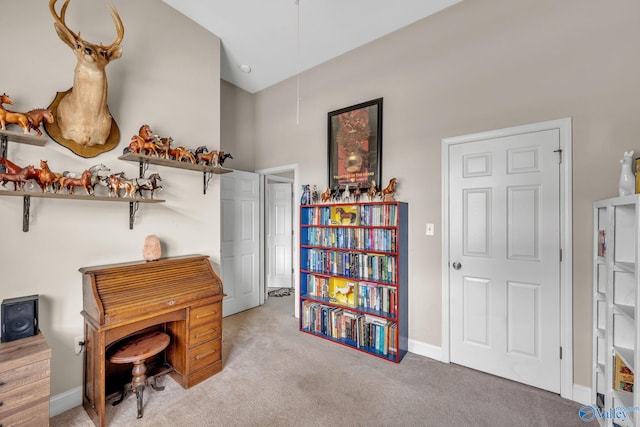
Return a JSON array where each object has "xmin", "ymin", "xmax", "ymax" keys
[
  {"xmin": 1, "ymin": 0, "xmax": 221, "ymax": 395},
  {"xmin": 249, "ymin": 0, "xmax": 640, "ymax": 389}
]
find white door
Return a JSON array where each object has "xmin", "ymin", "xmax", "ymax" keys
[
  {"xmin": 221, "ymin": 170, "xmax": 260, "ymax": 317},
  {"xmin": 448, "ymin": 128, "xmax": 561, "ymax": 392},
  {"xmin": 267, "ymin": 182, "xmax": 293, "ymax": 289}
]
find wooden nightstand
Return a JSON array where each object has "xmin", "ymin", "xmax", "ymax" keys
[{"xmin": 0, "ymin": 332, "xmax": 51, "ymax": 426}]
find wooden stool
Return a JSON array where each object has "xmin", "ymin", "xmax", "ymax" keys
[{"xmin": 109, "ymin": 331, "xmax": 171, "ymax": 419}]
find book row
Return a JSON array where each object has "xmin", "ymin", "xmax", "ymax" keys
[
  {"xmin": 303, "ymin": 227, "xmax": 397, "ymax": 252},
  {"xmin": 304, "ymin": 249, "xmax": 397, "ymax": 283},
  {"xmin": 302, "ymin": 203, "xmax": 398, "ymax": 227},
  {"xmin": 301, "ymin": 300, "xmax": 398, "ymax": 357},
  {"xmin": 305, "ymin": 274, "xmax": 398, "ymax": 315}
]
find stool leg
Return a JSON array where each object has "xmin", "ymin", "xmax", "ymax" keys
[
  {"xmin": 131, "ymin": 360, "xmax": 147, "ymax": 419},
  {"xmin": 135, "ymin": 384, "xmax": 145, "ymax": 419}
]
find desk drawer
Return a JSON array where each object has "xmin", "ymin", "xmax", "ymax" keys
[
  {"xmin": 189, "ymin": 339, "xmax": 221, "ymax": 373},
  {"xmin": 189, "ymin": 320, "xmax": 222, "ymax": 346},
  {"xmin": 189, "ymin": 303, "xmax": 221, "ymax": 327},
  {"xmin": 0, "ymin": 360, "xmax": 49, "ymax": 394}
]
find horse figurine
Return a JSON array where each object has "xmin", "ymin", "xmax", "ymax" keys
[
  {"xmin": 320, "ymin": 187, "xmax": 332, "ymax": 203},
  {"xmin": 0, "ymin": 156, "xmax": 23, "ymax": 174},
  {"xmin": 342, "ymin": 184, "xmax": 351, "ymax": 202},
  {"xmin": 0, "ymin": 94, "xmax": 30, "ymax": 134},
  {"xmin": 59, "ymin": 169, "xmax": 93, "ymax": 195},
  {"xmin": 196, "ymin": 146, "xmax": 219, "ymax": 166},
  {"xmin": 331, "ymin": 185, "xmax": 341, "ymax": 202},
  {"xmin": 218, "ymin": 152, "xmax": 233, "ymax": 167},
  {"xmin": 63, "ymin": 163, "xmax": 110, "ymax": 193},
  {"xmin": 353, "ymin": 183, "xmax": 362, "ymax": 202},
  {"xmin": 311, "ymin": 185, "xmax": 319, "ymax": 204},
  {"xmin": 135, "ymin": 173, "xmax": 163, "ymax": 199},
  {"xmin": 26, "ymin": 109, "xmax": 54, "ymax": 136},
  {"xmin": 36, "ymin": 160, "xmax": 59, "ymax": 193},
  {"xmin": 380, "ymin": 178, "xmax": 398, "ymax": 201},
  {"xmin": 107, "ymin": 173, "xmax": 138, "ymax": 198},
  {"xmin": 0, "ymin": 165, "xmax": 37, "ymax": 191},
  {"xmin": 367, "ymin": 180, "xmax": 378, "ymax": 201}
]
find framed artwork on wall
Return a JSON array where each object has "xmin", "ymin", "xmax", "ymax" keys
[{"xmin": 328, "ymin": 98, "xmax": 382, "ymax": 192}]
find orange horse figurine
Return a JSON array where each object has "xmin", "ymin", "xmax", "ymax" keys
[
  {"xmin": 0, "ymin": 93, "xmax": 30, "ymax": 134},
  {"xmin": 380, "ymin": 178, "xmax": 398, "ymax": 201},
  {"xmin": 59, "ymin": 169, "xmax": 93, "ymax": 195},
  {"xmin": 0, "ymin": 156, "xmax": 23, "ymax": 174},
  {"xmin": 37, "ymin": 160, "xmax": 59, "ymax": 193},
  {"xmin": 320, "ymin": 187, "xmax": 332, "ymax": 203}
]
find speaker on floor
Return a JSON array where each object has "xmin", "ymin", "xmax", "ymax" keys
[{"xmin": 1, "ymin": 295, "xmax": 39, "ymax": 343}]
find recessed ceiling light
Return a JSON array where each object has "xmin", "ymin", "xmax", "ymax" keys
[{"xmin": 239, "ymin": 64, "xmax": 252, "ymax": 73}]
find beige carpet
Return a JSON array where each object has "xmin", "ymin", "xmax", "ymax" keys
[{"xmin": 51, "ymin": 294, "xmax": 592, "ymax": 426}]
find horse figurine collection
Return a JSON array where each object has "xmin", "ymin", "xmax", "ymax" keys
[
  {"xmin": 0, "ymin": 93, "xmax": 54, "ymax": 136},
  {"xmin": 123, "ymin": 124, "xmax": 232, "ymax": 168},
  {"xmin": 312, "ymin": 178, "xmax": 397, "ymax": 204},
  {"xmin": 0, "ymin": 155, "xmax": 163, "ymax": 199}
]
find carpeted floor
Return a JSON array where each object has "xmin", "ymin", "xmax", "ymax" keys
[{"xmin": 51, "ymin": 294, "xmax": 593, "ymax": 426}]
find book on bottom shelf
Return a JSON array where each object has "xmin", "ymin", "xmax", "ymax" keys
[{"xmin": 614, "ymin": 354, "xmax": 634, "ymax": 392}]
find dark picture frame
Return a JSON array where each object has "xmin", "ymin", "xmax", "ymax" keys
[{"xmin": 328, "ymin": 98, "xmax": 382, "ymax": 192}]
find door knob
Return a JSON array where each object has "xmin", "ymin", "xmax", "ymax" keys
[{"xmin": 452, "ymin": 261, "xmax": 462, "ymax": 270}]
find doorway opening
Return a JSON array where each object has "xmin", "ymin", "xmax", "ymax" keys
[{"xmin": 256, "ymin": 164, "xmax": 299, "ymax": 317}]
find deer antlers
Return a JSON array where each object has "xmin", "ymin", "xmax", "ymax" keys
[{"xmin": 49, "ymin": 0, "xmax": 124, "ymax": 50}]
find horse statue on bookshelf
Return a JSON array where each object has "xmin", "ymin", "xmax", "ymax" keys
[{"xmin": 380, "ymin": 178, "xmax": 398, "ymax": 201}]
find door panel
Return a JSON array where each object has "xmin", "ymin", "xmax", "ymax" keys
[
  {"xmin": 221, "ymin": 170, "xmax": 260, "ymax": 317},
  {"xmin": 449, "ymin": 128, "xmax": 561, "ymax": 393}
]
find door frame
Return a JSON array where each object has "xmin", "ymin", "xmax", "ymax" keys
[
  {"xmin": 441, "ymin": 118, "xmax": 573, "ymax": 399},
  {"xmin": 256, "ymin": 164, "xmax": 300, "ymax": 316}
]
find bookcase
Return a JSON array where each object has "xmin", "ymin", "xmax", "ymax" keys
[
  {"xmin": 299, "ymin": 201, "xmax": 408, "ymax": 362},
  {"xmin": 592, "ymin": 195, "xmax": 640, "ymax": 426}
]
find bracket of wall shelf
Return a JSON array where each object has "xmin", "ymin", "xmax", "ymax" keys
[
  {"xmin": 139, "ymin": 159, "xmax": 149, "ymax": 178},
  {"xmin": 203, "ymin": 171, "xmax": 213, "ymax": 194},
  {"xmin": 129, "ymin": 201, "xmax": 140, "ymax": 229},
  {"xmin": 23, "ymin": 195, "xmax": 30, "ymax": 232},
  {"xmin": 0, "ymin": 134, "xmax": 7, "ymax": 172}
]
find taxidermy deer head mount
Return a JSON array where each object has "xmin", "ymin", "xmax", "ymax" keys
[{"xmin": 48, "ymin": 0, "xmax": 124, "ymax": 149}]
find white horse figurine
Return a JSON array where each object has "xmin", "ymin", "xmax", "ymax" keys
[{"xmin": 619, "ymin": 151, "xmax": 635, "ymax": 196}]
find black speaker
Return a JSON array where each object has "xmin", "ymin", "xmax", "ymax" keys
[{"xmin": 1, "ymin": 295, "xmax": 39, "ymax": 343}]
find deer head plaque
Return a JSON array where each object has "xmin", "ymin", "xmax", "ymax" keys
[{"xmin": 45, "ymin": 0, "xmax": 124, "ymax": 157}]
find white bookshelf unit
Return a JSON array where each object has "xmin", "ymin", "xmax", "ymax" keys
[{"xmin": 593, "ymin": 195, "xmax": 640, "ymax": 426}]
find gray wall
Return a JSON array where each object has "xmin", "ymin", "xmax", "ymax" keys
[
  {"xmin": 246, "ymin": 0, "xmax": 640, "ymax": 389},
  {"xmin": 1, "ymin": 0, "xmax": 221, "ymax": 395}
]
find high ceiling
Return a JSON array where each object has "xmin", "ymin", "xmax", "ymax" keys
[{"xmin": 161, "ymin": 0, "xmax": 463, "ymax": 93}]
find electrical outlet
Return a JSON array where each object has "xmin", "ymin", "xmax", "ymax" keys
[
  {"xmin": 426, "ymin": 223, "xmax": 435, "ymax": 236},
  {"xmin": 74, "ymin": 336, "xmax": 84, "ymax": 355}
]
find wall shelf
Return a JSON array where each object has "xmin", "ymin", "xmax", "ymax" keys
[
  {"xmin": 0, "ymin": 129, "xmax": 48, "ymax": 168},
  {"xmin": 0, "ymin": 190, "xmax": 165, "ymax": 231},
  {"xmin": 118, "ymin": 152, "xmax": 232, "ymax": 194}
]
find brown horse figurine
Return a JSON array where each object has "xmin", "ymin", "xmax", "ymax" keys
[
  {"xmin": 0, "ymin": 165, "xmax": 37, "ymax": 191},
  {"xmin": 37, "ymin": 160, "xmax": 59, "ymax": 193},
  {"xmin": 367, "ymin": 180, "xmax": 378, "ymax": 201},
  {"xmin": 197, "ymin": 149, "xmax": 218, "ymax": 166},
  {"xmin": 59, "ymin": 169, "xmax": 93, "ymax": 195},
  {"xmin": 26, "ymin": 109, "xmax": 54, "ymax": 136},
  {"xmin": 0, "ymin": 156, "xmax": 23, "ymax": 174},
  {"xmin": 380, "ymin": 178, "xmax": 398, "ymax": 201},
  {"xmin": 0, "ymin": 94, "xmax": 30, "ymax": 134},
  {"xmin": 320, "ymin": 187, "xmax": 332, "ymax": 203}
]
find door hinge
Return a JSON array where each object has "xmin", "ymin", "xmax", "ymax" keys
[
  {"xmin": 560, "ymin": 346, "xmax": 563, "ymax": 359},
  {"xmin": 554, "ymin": 149, "xmax": 563, "ymax": 163}
]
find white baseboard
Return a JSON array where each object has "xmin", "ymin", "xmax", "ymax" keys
[
  {"xmin": 408, "ymin": 338, "xmax": 443, "ymax": 361},
  {"xmin": 572, "ymin": 383, "xmax": 591, "ymax": 405},
  {"xmin": 50, "ymin": 386, "xmax": 82, "ymax": 418},
  {"xmin": 407, "ymin": 338, "xmax": 590, "ymax": 406}
]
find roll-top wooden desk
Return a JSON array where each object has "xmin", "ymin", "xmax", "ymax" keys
[{"xmin": 80, "ymin": 255, "xmax": 224, "ymax": 427}]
